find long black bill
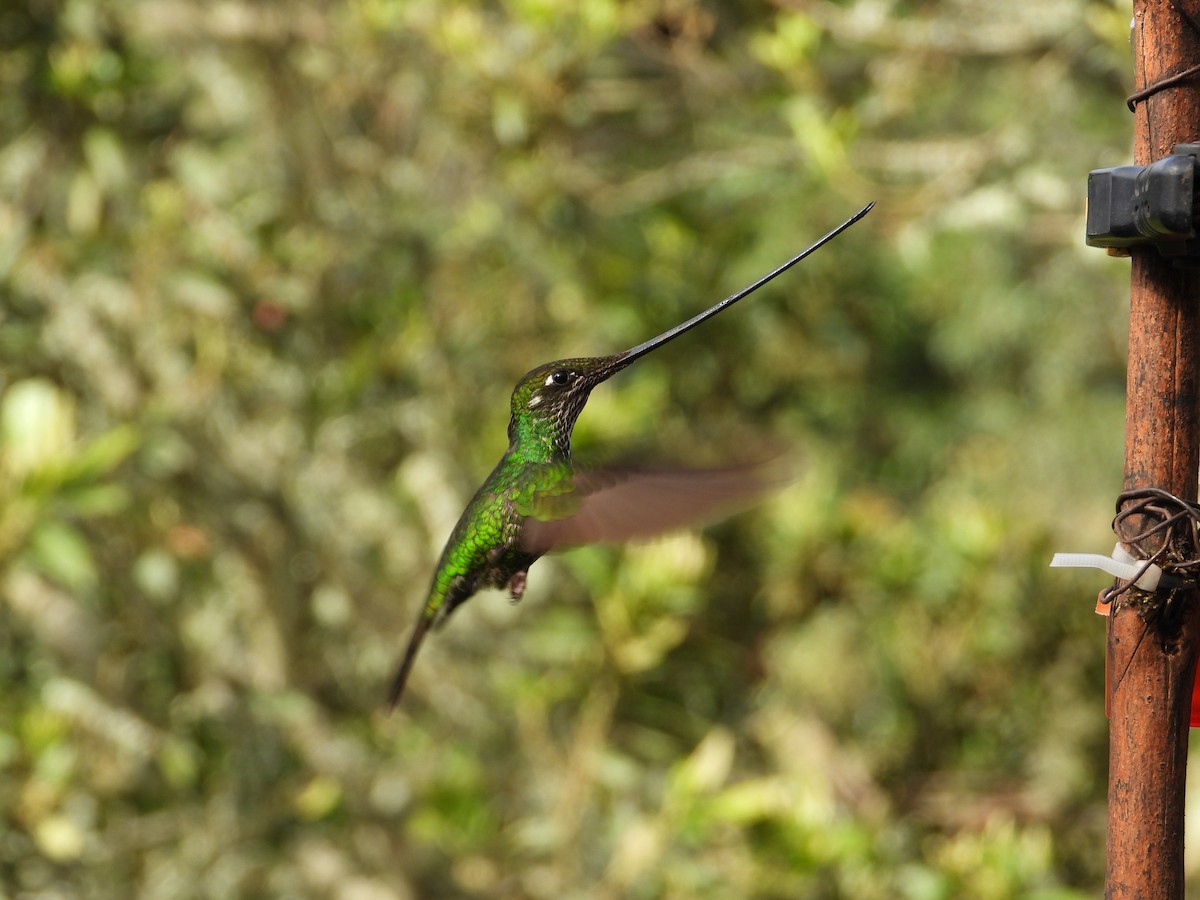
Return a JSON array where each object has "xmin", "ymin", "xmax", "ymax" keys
[{"xmin": 598, "ymin": 201, "xmax": 874, "ymax": 379}]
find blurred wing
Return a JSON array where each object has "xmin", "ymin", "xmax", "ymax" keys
[{"xmin": 520, "ymin": 459, "xmax": 789, "ymax": 555}]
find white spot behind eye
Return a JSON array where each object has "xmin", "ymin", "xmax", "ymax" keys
[{"xmin": 544, "ymin": 374, "xmax": 558, "ymax": 387}]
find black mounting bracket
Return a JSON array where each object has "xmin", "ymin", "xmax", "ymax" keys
[{"xmin": 1086, "ymin": 142, "xmax": 1200, "ymax": 266}]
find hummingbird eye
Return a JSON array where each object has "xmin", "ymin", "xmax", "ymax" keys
[{"xmin": 548, "ymin": 369, "xmax": 571, "ymax": 386}]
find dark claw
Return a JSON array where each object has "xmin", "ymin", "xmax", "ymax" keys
[{"xmin": 509, "ymin": 570, "xmax": 528, "ymax": 602}]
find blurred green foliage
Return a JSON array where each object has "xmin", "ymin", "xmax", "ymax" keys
[{"xmin": 0, "ymin": 0, "xmax": 1155, "ymax": 896}]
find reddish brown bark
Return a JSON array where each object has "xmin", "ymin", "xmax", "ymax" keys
[{"xmin": 1108, "ymin": 2, "xmax": 1200, "ymax": 897}]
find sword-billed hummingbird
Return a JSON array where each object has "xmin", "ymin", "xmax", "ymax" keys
[{"xmin": 388, "ymin": 203, "xmax": 873, "ymax": 707}]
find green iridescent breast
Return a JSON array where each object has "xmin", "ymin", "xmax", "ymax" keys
[{"xmin": 428, "ymin": 453, "xmax": 573, "ymax": 605}]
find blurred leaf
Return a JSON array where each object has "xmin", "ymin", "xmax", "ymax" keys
[
  {"xmin": 29, "ymin": 521, "xmax": 96, "ymax": 593},
  {"xmin": 157, "ymin": 738, "xmax": 201, "ymax": 789},
  {"xmin": 70, "ymin": 424, "xmax": 139, "ymax": 482},
  {"xmin": 294, "ymin": 774, "xmax": 343, "ymax": 821},
  {"xmin": 1, "ymin": 379, "xmax": 76, "ymax": 478},
  {"xmin": 33, "ymin": 814, "xmax": 86, "ymax": 862}
]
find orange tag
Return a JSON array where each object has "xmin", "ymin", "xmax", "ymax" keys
[
  {"xmin": 1191, "ymin": 664, "xmax": 1200, "ymax": 727},
  {"xmin": 1099, "ymin": 588, "xmax": 1200, "ymax": 724}
]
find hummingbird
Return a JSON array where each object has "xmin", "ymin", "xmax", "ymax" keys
[{"xmin": 387, "ymin": 202, "xmax": 874, "ymax": 708}]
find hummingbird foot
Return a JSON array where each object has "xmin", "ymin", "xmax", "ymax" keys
[{"xmin": 508, "ymin": 570, "xmax": 528, "ymax": 602}]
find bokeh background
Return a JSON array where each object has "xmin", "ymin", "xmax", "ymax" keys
[{"xmin": 0, "ymin": 0, "xmax": 1168, "ymax": 896}]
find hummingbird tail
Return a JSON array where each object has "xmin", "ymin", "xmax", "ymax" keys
[{"xmin": 386, "ymin": 611, "xmax": 434, "ymax": 711}]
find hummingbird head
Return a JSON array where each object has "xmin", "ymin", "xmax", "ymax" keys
[
  {"xmin": 507, "ymin": 354, "xmax": 631, "ymax": 457},
  {"xmin": 504, "ymin": 202, "xmax": 876, "ymax": 461}
]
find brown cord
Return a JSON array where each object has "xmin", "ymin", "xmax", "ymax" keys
[
  {"xmin": 1102, "ymin": 487, "xmax": 1200, "ymax": 604},
  {"xmin": 1126, "ymin": 62, "xmax": 1200, "ymax": 112},
  {"xmin": 1126, "ymin": 0, "xmax": 1200, "ymax": 111}
]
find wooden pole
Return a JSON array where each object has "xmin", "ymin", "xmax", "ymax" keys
[{"xmin": 1107, "ymin": 2, "xmax": 1200, "ymax": 896}]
